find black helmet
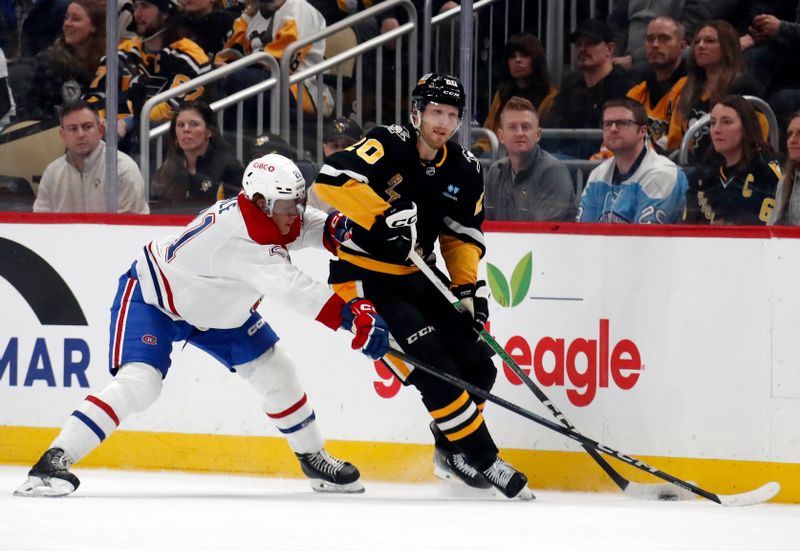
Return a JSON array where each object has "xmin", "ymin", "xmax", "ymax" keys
[{"xmin": 411, "ymin": 73, "xmax": 465, "ymax": 116}]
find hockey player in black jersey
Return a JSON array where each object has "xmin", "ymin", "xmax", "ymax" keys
[{"xmin": 313, "ymin": 73, "xmax": 532, "ymax": 500}]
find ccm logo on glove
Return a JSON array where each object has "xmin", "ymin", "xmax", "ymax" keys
[{"xmin": 340, "ymin": 298, "xmax": 390, "ymax": 360}]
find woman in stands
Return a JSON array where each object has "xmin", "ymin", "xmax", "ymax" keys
[
  {"xmin": 685, "ymin": 95, "xmax": 781, "ymax": 225},
  {"xmin": 151, "ymin": 101, "xmax": 243, "ymax": 212},
  {"xmin": 769, "ymin": 111, "xmax": 800, "ymax": 225},
  {"xmin": 17, "ymin": 0, "xmax": 106, "ymax": 122},
  {"xmin": 479, "ymin": 33, "xmax": 557, "ymax": 152},
  {"xmin": 676, "ymin": 20, "xmax": 763, "ymax": 163}
]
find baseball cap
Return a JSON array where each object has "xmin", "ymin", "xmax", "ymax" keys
[
  {"xmin": 323, "ymin": 117, "xmax": 362, "ymax": 145},
  {"xmin": 143, "ymin": 0, "xmax": 178, "ymax": 13},
  {"xmin": 569, "ymin": 19, "xmax": 615, "ymax": 43}
]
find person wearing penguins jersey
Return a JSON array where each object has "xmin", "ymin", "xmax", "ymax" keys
[{"xmin": 313, "ymin": 73, "xmax": 533, "ymax": 500}]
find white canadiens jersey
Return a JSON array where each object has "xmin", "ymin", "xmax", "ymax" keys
[{"xmin": 135, "ymin": 195, "xmax": 334, "ymax": 329}]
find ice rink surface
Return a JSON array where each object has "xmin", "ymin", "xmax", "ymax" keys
[{"xmin": 1, "ymin": 465, "xmax": 798, "ymax": 551}]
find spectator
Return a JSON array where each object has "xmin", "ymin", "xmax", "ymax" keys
[
  {"xmin": 16, "ymin": 0, "xmax": 105, "ymax": 123},
  {"xmin": 577, "ymin": 97, "xmax": 687, "ymax": 223},
  {"xmin": 685, "ymin": 95, "xmax": 781, "ymax": 225},
  {"xmin": 0, "ymin": 47, "xmax": 14, "ymax": 129},
  {"xmin": 607, "ymin": 0, "xmax": 680, "ymax": 78},
  {"xmin": 307, "ymin": 117, "xmax": 363, "ymax": 213},
  {"xmin": 218, "ymin": 0, "xmax": 332, "ymax": 129},
  {"xmin": 86, "ymin": 0, "xmax": 210, "ymax": 140},
  {"xmin": 544, "ymin": 19, "xmax": 637, "ymax": 159},
  {"xmin": 178, "ymin": 0, "xmax": 237, "ymax": 57},
  {"xmin": 151, "ymin": 100, "xmax": 243, "ymax": 210},
  {"xmin": 770, "ymin": 111, "xmax": 800, "ymax": 225},
  {"xmin": 477, "ymin": 33, "xmax": 557, "ymax": 155},
  {"xmin": 485, "ymin": 97, "xmax": 576, "ymax": 221},
  {"xmin": 678, "ymin": 20, "xmax": 763, "ymax": 163},
  {"xmin": 33, "ymin": 101, "xmax": 149, "ymax": 213},
  {"xmin": 626, "ymin": 16, "xmax": 688, "ymax": 154},
  {"xmin": 746, "ymin": 6, "xmax": 800, "ymax": 141}
]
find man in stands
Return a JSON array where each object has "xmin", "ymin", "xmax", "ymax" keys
[
  {"xmin": 577, "ymin": 98, "xmax": 687, "ymax": 223},
  {"xmin": 33, "ymin": 101, "xmax": 149, "ymax": 213},
  {"xmin": 626, "ymin": 16, "xmax": 688, "ymax": 155},
  {"xmin": 544, "ymin": 19, "xmax": 637, "ymax": 159},
  {"xmin": 485, "ymin": 96, "xmax": 576, "ymax": 221},
  {"xmin": 86, "ymin": 0, "xmax": 210, "ymax": 141}
]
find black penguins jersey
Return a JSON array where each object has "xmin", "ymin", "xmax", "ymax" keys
[
  {"xmin": 314, "ymin": 123, "xmax": 486, "ymax": 286},
  {"xmin": 686, "ymin": 155, "xmax": 781, "ymax": 225}
]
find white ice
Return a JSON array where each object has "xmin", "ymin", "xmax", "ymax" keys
[{"xmin": 1, "ymin": 465, "xmax": 798, "ymax": 551}]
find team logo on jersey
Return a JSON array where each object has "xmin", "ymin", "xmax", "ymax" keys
[
  {"xmin": 443, "ymin": 184, "xmax": 459, "ymax": 201},
  {"xmin": 426, "ymin": 166, "xmax": 436, "ymax": 176},
  {"xmin": 387, "ymin": 125, "xmax": 410, "ymax": 141},
  {"xmin": 462, "ymin": 148, "xmax": 481, "ymax": 172},
  {"xmin": 200, "ymin": 179, "xmax": 213, "ymax": 193},
  {"xmin": 142, "ymin": 335, "xmax": 158, "ymax": 345},
  {"xmin": 268, "ymin": 245, "xmax": 289, "ymax": 260}
]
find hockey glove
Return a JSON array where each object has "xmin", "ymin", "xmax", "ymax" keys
[
  {"xmin": 351, "ymin": 201, "xmax": 418, "ymax": 263},
  {"xmin": 341, "ymin": 298, "xmax": 389, "ymax": 360},
  {"xmin": 322, "ymin": 211, "xmax": 353, "ymax": 255},
  {"xmin": 452, "ymin": 281, "xmax": 490, "ymax": 332}
]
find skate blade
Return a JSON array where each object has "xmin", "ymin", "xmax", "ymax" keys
[
  {"xmin": 13, "ymin": 476, "xmax": 75, "ymax": 498},
  {"xmin": 514, "ymin": 486, "xmax": 535, "ymax": 501},
  {"xmin": 308, "ymin": 478, "xmax": 365, "ymax": 494}
]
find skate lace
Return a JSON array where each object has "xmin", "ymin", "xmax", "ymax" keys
[
  {"xmin": 308, "ymin": 450, "xmax": 345, "ymax": 476},
  {"xmin": 483, "ymin": 459, "xmax": 514, "ymax": 488},
  {"xmin": 450, "ymin": 454, "xmax": 480, "ymax": 478}
]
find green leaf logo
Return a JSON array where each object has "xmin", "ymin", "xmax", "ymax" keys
[{"xmin": 487, "ymin": 252, "xmax": 532, "ymax": 308}]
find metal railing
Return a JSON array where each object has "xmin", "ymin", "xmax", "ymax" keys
[
  {"xmin": 280, "ymin": 0, "xmax": 417, "ymax": 164},
  {"xmin": 678, "ymin": 96, "xmax": 780, "ymax": 166},
  {"xmin": 139, "ymin": 52, "xmax": 280, "ymax": 195}
]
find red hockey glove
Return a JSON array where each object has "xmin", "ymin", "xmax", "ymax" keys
[
  {"xmin": 322, "ymin": 210, "xmax": 353, "ymax": 255},
  {"xmin": 341, "ymin": 298, "xmax": 389, "ymax": 359},
  {"xmin": 452, "ymin": 280, "xmax": 490, "ymax": 332}
]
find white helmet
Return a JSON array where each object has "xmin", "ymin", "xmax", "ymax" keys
[{"xmin": 242, "ymin": 153, "xmax": 306, "ymax": 215}]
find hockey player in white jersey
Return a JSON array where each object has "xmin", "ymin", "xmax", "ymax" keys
[{"xmin": 15, "ymin": 154, "xmax": 390, "ymax": 497}]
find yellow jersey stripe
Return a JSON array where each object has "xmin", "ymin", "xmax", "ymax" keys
[{"xmin": 430, "ymin": 391, "xmax": 470, "ymax": 420}]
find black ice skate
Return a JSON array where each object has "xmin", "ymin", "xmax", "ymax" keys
[
  {"xmin": 295, "ymin": 450, "xmax": 364, "ymax": 493},
  {"xmin": 482, "ymin": 457, "xmax": 534, "ymax": 500},
  {"xmin": 14, "ymin": 448, "xmax": 80, "ymax": 497},
  {"xmin": 430, "ymin": 421, "xmax": 491, "ymax": 489}
]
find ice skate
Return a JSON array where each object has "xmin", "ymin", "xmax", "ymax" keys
[
  {"xmin": 482, "ymin": 457, "xmax": 534, "ymax": 500},
  {"xmin": 14, "ymin": 448, "xmax": 80, "ymax": 498},
  {"xmin": 295, "ymin": 450, "xmax": 364, "ymax": 493},
  {"xmin": 430, "ymin": 421, "xmax": 491, "ymax": 489}
]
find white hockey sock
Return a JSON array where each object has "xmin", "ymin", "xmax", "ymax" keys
[
  {"xmin": 51, "ymin": 362, "xmax": 163, "ymax": 464},
  {"xmin": 236, "ymin": 344, "xmax": 324, "ymax": 454}
]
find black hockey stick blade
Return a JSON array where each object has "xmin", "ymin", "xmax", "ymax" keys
[
  {"xmin": 406, "ymin": 251, "xmax": 694, "ymax": 501},
  {"xmin": 386, "ymin": 346, "xmax": 780, "ymax": 507}
]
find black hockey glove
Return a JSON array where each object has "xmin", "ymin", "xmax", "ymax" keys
[
  {"xmin": 452, "ymin": 280, "xmax": 490, "ymax": 332},
  {"xmin": 351, "ymin": 201, "xmax": 418, "ymax": 263}
]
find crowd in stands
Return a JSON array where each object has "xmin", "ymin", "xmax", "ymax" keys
[{"xmin": 1, "ymin": 0, "xmax": 800, "ymax": 227}]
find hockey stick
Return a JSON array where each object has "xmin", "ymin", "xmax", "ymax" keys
[
  {"xmin": 406, "ymin": 251, "xmax": 681, "ymax": 500},
  {"xmin": 407, "ymin": 251, "xmax": 776, "ymax": 504},
  {"xmin": 385, "ymin": 345, "xmax": 779, "ymax": 506}
]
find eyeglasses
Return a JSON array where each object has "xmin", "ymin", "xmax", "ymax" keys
[{"xmin": 602, "ymin": 119, "xmax": 643, "ymax": 129}]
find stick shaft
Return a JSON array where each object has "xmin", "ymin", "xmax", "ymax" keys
[{"xmin": 387, "ymin": 345, "xmax": 722, "ymax": 504}]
